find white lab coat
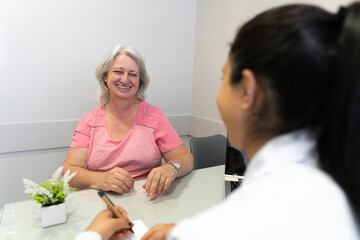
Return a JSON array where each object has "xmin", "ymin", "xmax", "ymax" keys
[{"xmin": 167, "ymin": 129, "xmax": 359, "ymax": 240}]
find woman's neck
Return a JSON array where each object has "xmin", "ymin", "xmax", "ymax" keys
[
  {"xmin": 243, "ymin": 134, "xmax": 274, "ymax": 161},
  {"xmin": 106, "ymin": 97, "xmax": 141, "ymax": 118}
]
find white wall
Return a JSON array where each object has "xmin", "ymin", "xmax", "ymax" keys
[
  {"xmin": 189, "ymin": 0, "xmax": 354, "ymax": 137},
  {"xmin": 189, "ymin": 0, "xmax": 229, "ymax": 137},
  {"xmin": 0, "ymin": 0, "xmax": 196, "ymax": 207}
]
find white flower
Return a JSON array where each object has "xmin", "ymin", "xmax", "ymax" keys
[
  {"xmin": 62, "ymin": 170, "xmax": 76, "ymax": 185},
  {"xmin": 39, "ymin": 187, "xmax": 55, "ymax": 203},
  {"xmin": 50, "ymin": 166, "xmax": 63, "ymax": 183},
  {"xmin": 63, "ymin": 183, "xmax": 70, "ymax": 193},
  {"xmin": 62, "ymin": 170, "xmax": 76, "ymax": 193},
  {"xmin": 25, "ymin": 188, "xmax": 41, "ymax": 195},
  {"xmin": 23, "ymin": 178, "xmax": 39, "ymax": 190},
  {"xmin": 23, "ymin": 178, "xmax": 41, "ymax": 196}
]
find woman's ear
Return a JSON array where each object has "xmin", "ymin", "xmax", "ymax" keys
[{"xmin": 240, "ymin": 69, "xmax": 257, "ymax": 109}]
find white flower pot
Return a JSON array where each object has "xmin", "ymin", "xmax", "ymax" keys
[{"xmin": 41, "ymin": 203, "xmax": 67, "ymax": 227}]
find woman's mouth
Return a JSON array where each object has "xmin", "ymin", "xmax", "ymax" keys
[{"xmin": 116, "ymin": 84, "xmax": 132, "ymax": 89}]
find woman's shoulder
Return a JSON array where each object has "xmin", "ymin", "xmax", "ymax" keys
[
  {"xmin": 80, "ymin": 105, "xmax": 105, "ymax": 122},
  {"xmin": 226, "ymin": 165, "xmax": 358, "ymax": 238},
  {"xmin": 138, "ymin": 101, "xmax": 162, "ymax": 119},
  {"xmin": 283, "ymin": 162, "xmax": 346, "ymax": 199},
  {"xmin": 246, "ymin": 160, "xmax": 349, "ymax": 205},
  {"xmin": 135, "ymin": 101, "xmax": 170, "ymax": 131},
  {"xmin": 248, "ymin": 162, "xmax": 355, "ymax": 223}
]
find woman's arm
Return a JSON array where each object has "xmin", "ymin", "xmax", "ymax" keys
[
  {"xmin": 143, "ymin": 144, "xmax": 193, "ymax": 196},
  {"xmin": 62, "ymin": 148, "xmax": 134, "ymax": 193},
  {"xmin": 163, "ymin": 144, "xmax": 194, "ymax": 177}
]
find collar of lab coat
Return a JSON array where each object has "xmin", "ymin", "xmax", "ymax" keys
[{"xmin": 244, "ymin": 128, "xmax": 318, "ymax": 181}]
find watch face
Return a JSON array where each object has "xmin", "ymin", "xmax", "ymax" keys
[{"xmin": 171, "ymin": 162, "xmax": 180, "ymax": 171}]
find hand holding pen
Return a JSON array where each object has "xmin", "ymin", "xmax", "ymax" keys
[
  {"xmin": 85, "ymin": 191, "xmax": 134, "ymax": 240},
  {"xmin": 98, "ymin": 190, "xmax": 134, "ymax": 233}
]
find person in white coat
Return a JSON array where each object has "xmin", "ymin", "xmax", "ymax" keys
[{"xmin": 76, "ymin": 2, "xmax": 360, "ymax": 240}]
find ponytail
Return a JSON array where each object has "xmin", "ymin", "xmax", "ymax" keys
[{"xmin": 317, "ymin": 2, "xmax": 360, "ymax": 222}]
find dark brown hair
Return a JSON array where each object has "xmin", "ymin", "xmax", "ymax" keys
[{"xmin": 229, "ymin": 2, "xmax": 360, "ymax": 222}]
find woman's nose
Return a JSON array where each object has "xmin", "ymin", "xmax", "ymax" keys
[{"xmin": 120, "ymin": 73, "xmax": 130, "ymax": 83}]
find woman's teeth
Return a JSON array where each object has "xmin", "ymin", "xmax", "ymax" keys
[{"xmin": 116, "ymin": 85, "xmax": 131, "ymax": 89}]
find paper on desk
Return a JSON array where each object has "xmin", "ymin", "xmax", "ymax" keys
[{"xmin": 123, "ymin": 220, "xmax": 148, "ymax": 240}]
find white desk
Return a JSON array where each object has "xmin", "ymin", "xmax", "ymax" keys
[{"xmin": 0, "ymin": 165, "xmax": 225, "ymax": 240}]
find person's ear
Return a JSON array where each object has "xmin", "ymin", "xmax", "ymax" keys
[{"xmin": 240, "ymin": 69, "xmax": 257, "ymax": 109}]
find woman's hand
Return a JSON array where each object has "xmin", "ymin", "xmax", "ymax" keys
[
  {"xmin": 86, "ymin": 206, "xmax": 134, "ymax": 240},
  {"xmin": 142, "ymin": 164, "xmax": 177, "ymax": 196},
  {"xmin": 141, "ymin": 223, "xmax": 176, "ymax": 240},
  {"xmin": 98, "ymin": 167, "xmax": 134, "ymax": 194},
  {"xmin": 143, "ymin": 144, "xmax": 194, "ymax": 196}
]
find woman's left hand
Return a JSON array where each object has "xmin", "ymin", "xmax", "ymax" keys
[
  {"xmin": 142, "ymin": 164, "xmax": 178, "ymax": 196},
  {"xmin": 143, "ymin": 144, "xmax": 193, "ymax": 196}
]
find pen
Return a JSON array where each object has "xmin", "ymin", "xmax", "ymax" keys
[{"xmin": 97, "ymin": 190, "xmax": 134, "ymax": 234}]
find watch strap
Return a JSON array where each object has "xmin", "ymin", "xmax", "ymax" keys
[{"xmin": 167, "ymin": 162, "xmax": 180, "ymax": 173}]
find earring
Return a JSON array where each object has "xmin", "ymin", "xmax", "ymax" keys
[{"xmin": 104, "ymin": 79, "xmax": 107, "ymax": 83}]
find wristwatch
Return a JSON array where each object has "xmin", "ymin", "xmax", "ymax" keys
[{"xmin": 167, "ymin": 162, "xmax": 181, "ymax": 174}]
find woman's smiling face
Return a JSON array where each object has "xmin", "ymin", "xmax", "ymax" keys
[{"xmin": 106, "ymin": 54, "xmax": 140, "ymax": 101}]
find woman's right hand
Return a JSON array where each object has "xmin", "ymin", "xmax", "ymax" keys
[
  {"xmin": 86, "ymin": 206, "xmax": 134, "ymax": 240},
  {"xmin": 97, "ymin": 167, "xmax": 134, "ymax": 194}
]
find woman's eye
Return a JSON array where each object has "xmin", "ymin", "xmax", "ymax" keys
[
  {"xmin": 114, "ymin": 71, "xmax": 123, "ymax": 75},
  {"xmin": 130, "ymin": 74, "xmax": 138, "ymax": 77}
]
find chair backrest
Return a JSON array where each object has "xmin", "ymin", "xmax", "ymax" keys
[{"xmin": 190, "ymin": 134, "xmax": 227, "ymax": 170}]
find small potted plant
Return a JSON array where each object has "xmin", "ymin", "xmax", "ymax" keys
[{"xmin": 23, "ymin": 166, "xmax": 76, "ymax": 227}]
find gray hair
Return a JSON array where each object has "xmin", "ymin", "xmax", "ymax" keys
[{"xmin": 95, "ymin": 45, "xmax": 150, "ymax": 104}]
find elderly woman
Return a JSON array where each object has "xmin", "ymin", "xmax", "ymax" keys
[{"xmin": 63, "ymin": 45, "xmax": 193, "ymax": 196}]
